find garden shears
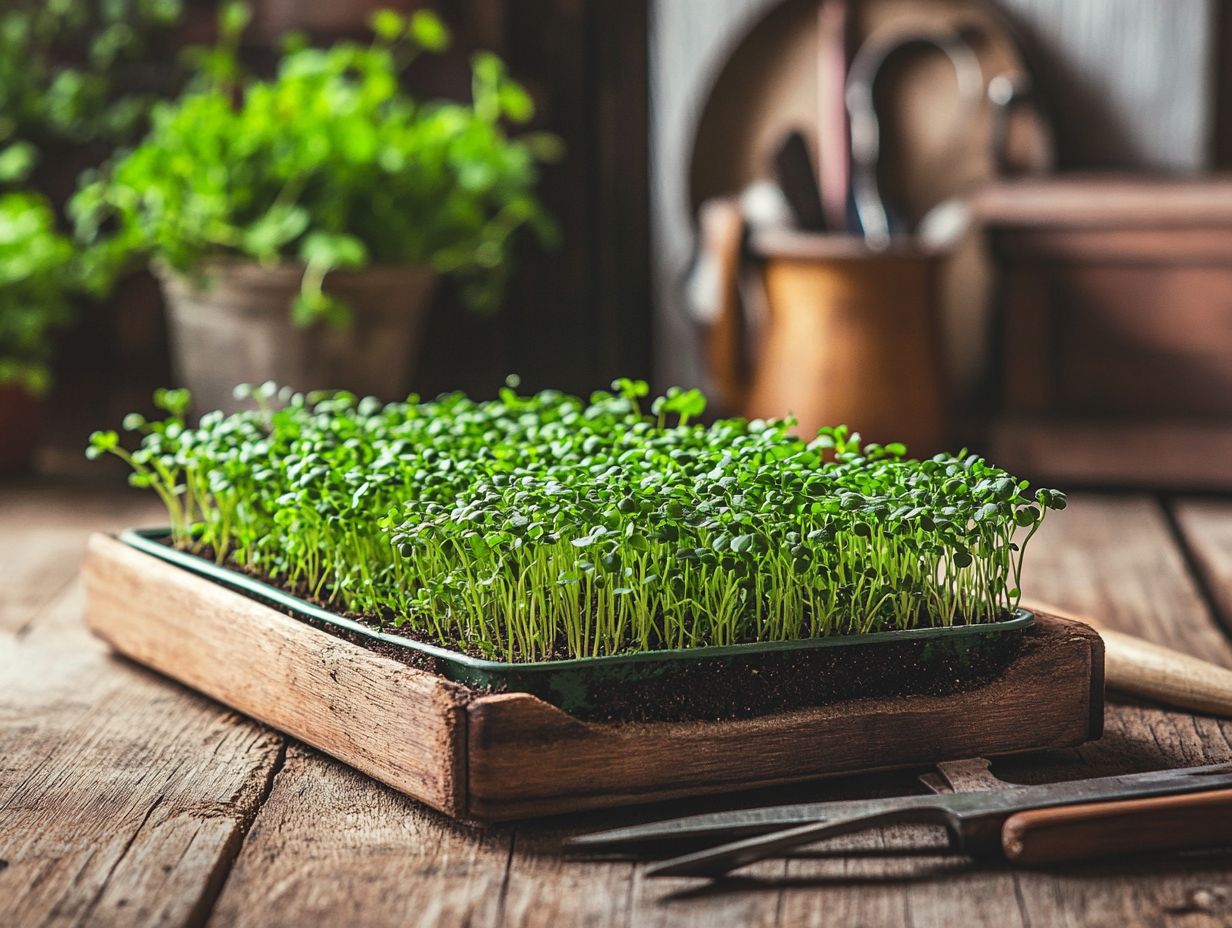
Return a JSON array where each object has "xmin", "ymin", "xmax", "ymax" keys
[{"xmin": 567, "ymin": 759, "xmax": 1232, "ymax": 878}]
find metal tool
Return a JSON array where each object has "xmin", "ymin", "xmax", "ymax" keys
[
  {"xmin": 567, "ymin": 759, "xmax": 1013, "ymax": 852},
  {"xmin": 845, "ymin": 28, "xmax": 985, "ymax": 248},
  {"xmin": 771, "ymin": 130, "xmax": 827, "ymax": 232},
  {"xmin": 568, "ymin": 762, "xmax": 1232, "ymax": 879}
]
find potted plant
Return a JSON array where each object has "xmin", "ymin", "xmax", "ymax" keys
[
  {"xmin": 72, "ymin": 5, "xmax": 558, "ymax": 415},
  {"xmin": 0, "ymin": 0, "xmax": 185, "ymax": 182},
  {"xmin": 0, "ymin": 191, "xmax": 92, "ymax": 473},
  {"xmin": 0, "ymin": 2, "xmax": 186, "ymax": 472},
  {"xmin": 83, "ymin": 380, "xmax": 1104, "ymax": 820}
]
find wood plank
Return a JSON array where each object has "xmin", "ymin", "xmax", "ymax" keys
[
  {"xmin": 83, "ymin": 534, "xmax": 470, "ymax": 819},
  {"xmin": 206, "ymin": 746, "xmax": 513, "ymax": 928},
  {"xmin": 0, "ymin": 581, "xmax": 283, "ymax": 928},
  {"xmin": 1025, "ymin": 496, "xmax": 1232, "ymax": 662},
  {"xmin": 0, "ymin": 484, "xmax": 163, "ymax": 635},
  {"xmin": 977, "ymin": 1, "xmax": 1215, "ymax": 173},
  {"xmin": 465, "ymin": 615, "xmax": 1102, "ymax": 821},
  {"xmin": 1172, "ymin": 497, "xmax": 1232, "ymax": 636},
  {"xmin": 214, "ymin": 744, "xmax": 801, "ymax": 928}
]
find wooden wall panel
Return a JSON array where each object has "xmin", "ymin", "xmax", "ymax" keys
[{"xmin": 994, "ymin": 0, "xmax": 1215, "ymax": 173}]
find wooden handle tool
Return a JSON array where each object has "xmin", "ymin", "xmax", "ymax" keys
[
  {"xmin": 1001, "ymin": 787, "xmax": 1232, "ymax": 866},
  {"xmin": 1021, "ymin": 600, "xmax": 1232, "ymax": 717}
]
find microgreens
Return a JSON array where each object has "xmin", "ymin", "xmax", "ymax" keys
[{"xmin": 90, "ymin": 379, "xmax": 1066, "ymax": 662}]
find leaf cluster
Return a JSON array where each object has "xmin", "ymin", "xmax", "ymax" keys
[
  {"xmin": 0, "ymin": 191, "xmax": 97, "ymax": 393},
  {"xmin": 72, "ymin": 6, "xmax": 560, "ymax": 323},
  {"xmin": 91, "ymin": 379, "xmax": 1066, "ymax": 662},
  {"xmin": 0, "ymin": 0, "xmax": 185, "ymax": 188}
]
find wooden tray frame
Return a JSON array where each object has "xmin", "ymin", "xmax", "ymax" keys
[{"xmin": 82, "ymin": 533, "xmax": 1105, "ymax": 822}]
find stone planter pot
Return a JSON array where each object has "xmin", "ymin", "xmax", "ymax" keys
[
  {"xmin": 0, "ymin": 384, "xmax": 42, "ymax": 474},
  {"xmin": 155, "ymin": 260, "xmax": 437, "ymax": 415}
]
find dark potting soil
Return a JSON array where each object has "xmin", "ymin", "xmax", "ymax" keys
[{"xmin": 161, "ymin": 539, "xmax": 1029, "ymax": 724}]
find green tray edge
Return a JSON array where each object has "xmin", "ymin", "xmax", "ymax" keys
[{"xmin": 119, "ymin": 527, "xmax": 1036, "ymax": 678}]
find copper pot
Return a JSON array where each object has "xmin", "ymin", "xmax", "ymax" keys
[{"xmin": 742, "ymin": 230, "xmax": 947, "ymax": 455}]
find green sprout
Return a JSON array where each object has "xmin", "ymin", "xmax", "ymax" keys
[{"xmin": 91, "ymin": 379, "xmax": 1066, "ymax": 662}]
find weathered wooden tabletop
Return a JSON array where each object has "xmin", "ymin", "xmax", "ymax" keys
[{"xmin": 3, "ymin": 481, "xmax": 1232, "ymax": 928}]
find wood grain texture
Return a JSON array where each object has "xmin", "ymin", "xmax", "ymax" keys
[
  {"xmin": 465, "ymin": 615, "xmax": 1101, "ymax": 821},
  {"xmin": 1001, "ymin": 788, "xmax": 1232, "ymax": 866},
  {"xmin": 1019, "ymin": 595, "xmax": 1232, "ymax": 718},
  {"xmin": 1097, "ymin": 628, "xmax": 1232, "ymax": 718},
  {"xmin": 1026, "ymin": 496, "xmax": 1232, "ymax": 660},
  {"xmin": 207, "ymin": 745, "xmax": 513, "ymax": 928},
  {"xmin": 1172, "ymin": 498, "xmax": 1232, "ymax": 637},
  {"xmin": 0, "ymin": 487, "xmax": 283, "ymax": 928},
  {"xmin": 0, "ymin": 484, "xmax": 163, "ymax": 635},
  {"xmin": 82, "ymin": 533, "xmax": 469, "ymax": 818}
]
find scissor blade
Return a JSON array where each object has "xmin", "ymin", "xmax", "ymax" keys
[
  {"xmin": 644, "ymin": 763, "xmax": 1232, "ymax": 879},
  {"xmin": 646, "ymin": 803, "xmax": 954, "ymax": 878},
  {"xmin": 571, "ymin": 762, "xmax": 1232, "ymax": 853},
  {"xmin": 566, "ymin": 794, "xmax": 925, "ymax": 851}
]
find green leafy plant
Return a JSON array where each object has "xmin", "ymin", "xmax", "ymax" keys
[
  {"xmin": 90, "ymin": 380, "xmax": 1066, "ymax": 662},
  {"xmin": 0, "ymin": 191, "xmax": 93, "ymax": 393},
  {"xmin": 72, "ymin": 5, "xmax": 559, "ymax": 324},
  {"xmin": 0, "ymin": 0, "xmax": 185, "ymax": 186}
]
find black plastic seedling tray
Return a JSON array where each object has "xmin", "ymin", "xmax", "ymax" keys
[{"xmin": 121, "ymin": 528, "xmax": 1035, "ymax": 718}]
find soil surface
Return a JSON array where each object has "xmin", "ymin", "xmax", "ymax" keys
[
  {"xmin": 160, "ymin": 539, "xmax": 1029, "ymax": 723},
  {"xmin": 564, "ymin": 633, "xmax": 1027, "ymax": 722}
]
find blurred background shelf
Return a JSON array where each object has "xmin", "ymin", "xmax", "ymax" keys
[
  {"xmin": 990, "ymin": 419, "xmax": 1232, "ymax": 491},
  {"xmin": 979, "ymin": 176, "xmax": 1232, "ymax": 489}
]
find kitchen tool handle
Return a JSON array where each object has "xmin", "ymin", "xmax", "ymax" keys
[
  {"xmin": 696, "ymin": 196, "xmax": 749, "ymax": 415},
  {"xmin": 1001, "ymin": 788, "xmax": 1232, "ymax": 866},
  {"xmin": 1101, "ymin": 627, "xmax": 1232, "ymax": 718},
  {"xmin": 1022, "ymin": 600, "xmax": 1232, "ymax": 717}
]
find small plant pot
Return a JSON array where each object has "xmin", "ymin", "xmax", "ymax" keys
[
  {"xmin": 124, "ymin": 528, "xmax": 1034, "ymax": 720},
  {"xmin": 0, "ymin": 384, "xmax": 44, "ymax": 474},
  {"xmin": 155, "ymin": 260, "xmax": 437, "ymax": 415}
]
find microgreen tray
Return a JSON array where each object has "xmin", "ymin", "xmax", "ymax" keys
[{"xmin": 121, "ymin": 528, "xmax": 1035, "ymax": 718}]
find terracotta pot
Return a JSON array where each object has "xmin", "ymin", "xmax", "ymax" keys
[
  {"xmin": 743, "ymin": 230, "xmax": 948, "ymax": 455},
  {"xmin": 0, "ymin": 384, "xmax": 43, "ymax": 474},
  {"xmin": 155, "ymin": 261, "xmax": 437, "ymax": 415}
]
